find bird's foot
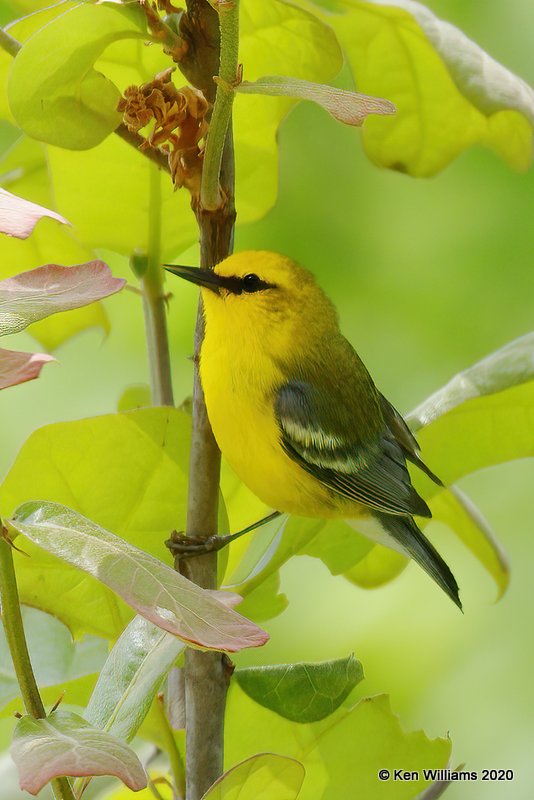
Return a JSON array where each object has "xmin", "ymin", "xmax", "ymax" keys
[
  {"xmin": 165, "ymin": 510, "xmax": 283, "ymax": 560},
  {"xmin": 165, "ymin": 531, "xmax": 228, "ymax": 559}
]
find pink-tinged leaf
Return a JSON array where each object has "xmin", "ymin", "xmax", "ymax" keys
[
  {"xmin": 211, "ymin": 589, "xmax": 244, "ymax": 608},
  {"xmin": 0, "ymin": 188, "xmax": 69, "ymax": 240},
  {"xmin": 8, "ymin": 502, "xmax": 269, "ymax": 653},
  {"xmin": 11, "ymin": 710, "xmax": 147, "ymax": 795},
  {"xmin": 235, "ymin": 76, "xmax": 396, "ymax": 126},
  {"xmin": 0, "ymin": 261, "xmax": 125, "ymax": 336},
  {"xmin": 0, "ymin": 348, "xmax": 55, "ymax": 390}
]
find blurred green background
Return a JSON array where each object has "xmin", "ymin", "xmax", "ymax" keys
[{"xmin": 0, "ymin": 0, "xmax": 533, "ymax": 797}]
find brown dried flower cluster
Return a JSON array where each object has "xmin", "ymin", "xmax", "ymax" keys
[{"xmin": 117, "ymin": 68, "xmax": 209, "ymax": 194}]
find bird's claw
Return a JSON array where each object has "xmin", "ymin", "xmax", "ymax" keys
[{"xmin": 165, "ymin": 530, "xmax": 226, "ymax": 558}]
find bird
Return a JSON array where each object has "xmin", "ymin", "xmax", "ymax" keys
[{"xmin": 165, "ymin": 251, "xmax": 461, "ymax": 609}]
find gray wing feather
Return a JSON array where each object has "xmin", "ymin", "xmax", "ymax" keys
[
  {"xmin": 379, "ymin": 393, "xmax": 443, "ymax": 486},
  {"xmin": 276, "ymin": 381, "xmax": 431, "ymax": 518}
]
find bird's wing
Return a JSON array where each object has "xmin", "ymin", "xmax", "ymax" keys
[
  {"xmin": 378, "ymin": 393, "xmax": 443, "ymax": 486},
  {"xmin": 275, "ymin": 380, "xmax": 431, "ymax": 518}
]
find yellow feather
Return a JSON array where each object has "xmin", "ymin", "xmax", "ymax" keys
[{"xmin": 199, "ymin": 251, "xmax": 363, "ymax": 518}]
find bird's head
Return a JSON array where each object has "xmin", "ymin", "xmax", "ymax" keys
[{"xmin": 165, "ymin": 251, "xmax": 338, "ymax": 353}]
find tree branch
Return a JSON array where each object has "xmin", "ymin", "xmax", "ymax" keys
[{"xmin": 173, "ymin": 2, "xmax": 238, "ymax": 798}]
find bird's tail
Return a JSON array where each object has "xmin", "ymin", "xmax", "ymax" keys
[{"xmin": 349, "ymin": 512, "xmax": 462, "ymax": 610}]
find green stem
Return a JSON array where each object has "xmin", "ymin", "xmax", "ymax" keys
[
  {"xmin": 0, "ymin": 535, "xmax": 45, "ymax": 718},
  {"xmin": 199, "ymin": 1, "xmax": 240, "ymax": 211},
  {"xmin": 0, "ymin": 532, "xmax": 76, "ymax": 800},
  {"xmin": 140, "ymin": 167, "xmax": 174, "ymax": 406},
  {"xmin": 50, "ymin": 778, "xmax": 77, "ymax": 800}
]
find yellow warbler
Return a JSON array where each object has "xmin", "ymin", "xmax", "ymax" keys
[{"xmin": 166, "ymin": 251, "xmax": 460, "ymax": 608}]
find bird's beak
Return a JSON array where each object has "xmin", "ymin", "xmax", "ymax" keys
[{"xmin": 164, "ymin": 264, "xmax": 222, "ymax": 295}]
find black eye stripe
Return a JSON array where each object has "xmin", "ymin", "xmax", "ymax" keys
[{"xmin": 218, "ymin": 273, "xmax": 274, "ymax": 294}]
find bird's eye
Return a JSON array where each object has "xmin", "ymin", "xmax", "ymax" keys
[{"xmin": 242, "ymin": 273, "xmax": 262, "ymax": 293}]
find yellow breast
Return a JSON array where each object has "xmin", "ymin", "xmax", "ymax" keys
[{"xmin": 199, "ymin": 321, "xmax": 343, "ymax": 518}]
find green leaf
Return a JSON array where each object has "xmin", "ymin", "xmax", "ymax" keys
[
  {"xmin": 388, "ymin": 334, "xmax": 532, "ymax": 593},
  {"xmin": 0, "ymin": 261, "xmax": 124, "ymax": 336},
  {"xmin": 8, "ymin": 501, "xmax": 268, "ymax": 653},
  {"xmin": 219, "ymin": 485, "xmax": 371, "ymax": 621},
  {"xmin": 236, "ymin": 655, "xmax": 363, "ymax": 723},
  {"xmin": 298, "ymin": 0, "xmax": 533, "ymax": 174},
  {"xmin": 7, "ymin": 4, "xmax": 145, "ymax": 149},
  {"xmin": 407, "ymin": 333, "xmax": 534, "ymax": 432},
  {"xmin": 226, "ymin": 685, "xmax": 451, "ymax": 798},
  {"xmin": 235, "ymin": 570, "xmax": 288, "ymax": 623},
  {"xmin": 343, "ymin": 546, "xmax": 407, "ymax": 589},
  {"xmin": 429, "ymin": 487, "xmax": 509, "ymax": 599},
  {"xmin": 36, "ymin": 13, "xmax": 192, "ymax": 258},
  {"xmin": 0, "ymin": 3, "xmax": 79, "ymax": 122},
  {"xmin": 3, "ymin": 0, "xmax": 341, "ymax": 258},
  {"xmin": 301, "ymin": 519, "xmax": 373, "ymax": 574},
  {"xmin": 117, "ymin": 384, "xmax": 152, "ymax": 412},
  {"xmin": 202, "ymin": 753, "xmax": 305, "ymax": 800},
  {"xmin": 85, "ymin": 615, "xmax": 185, "ymax": 742},
  {"xmin": 412, "ymin": 370, "xmax": 534, "ymax": 488},
  {"xmin": 47, "ymin": 137, "xmax": 196, "ymax": 259},
  {"xmin": 388, "ymin": 0, "xmax": 534, "ymax": 122},
  {"xmin": 0, "ymin": 407, "xmax": 236, "ymax": 638},
  {"xmin": 40, "ymin": 0, "xmax": 343, "ymax": 256},
  {"xmin": 1, "ymin": 7, "xmax": 192, "ymax": 258},
  {"xmin": 0, "ymin": 606, "xmax": 107, "ymax": 716},
  {"xmin": 234, "ymin": 0, "xmax": 343, "ymax": 222},
  {"xmin": 235, "ymin": 76, "xmax": 395, "ymax": 126},
  {"xmin": 2, "ymin": 0, "xmax": 67, "ymax": 13},
  {"xmin": 224, "ymin": 514, "xmax": 371, "ymax": 610},
  {"xmin": 0, "ymin": 408, "xmax": 192, "ymax": 638},
  {"xmin": 11, "ymin": 710, "xmax": 147, "ymax": 794}
]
